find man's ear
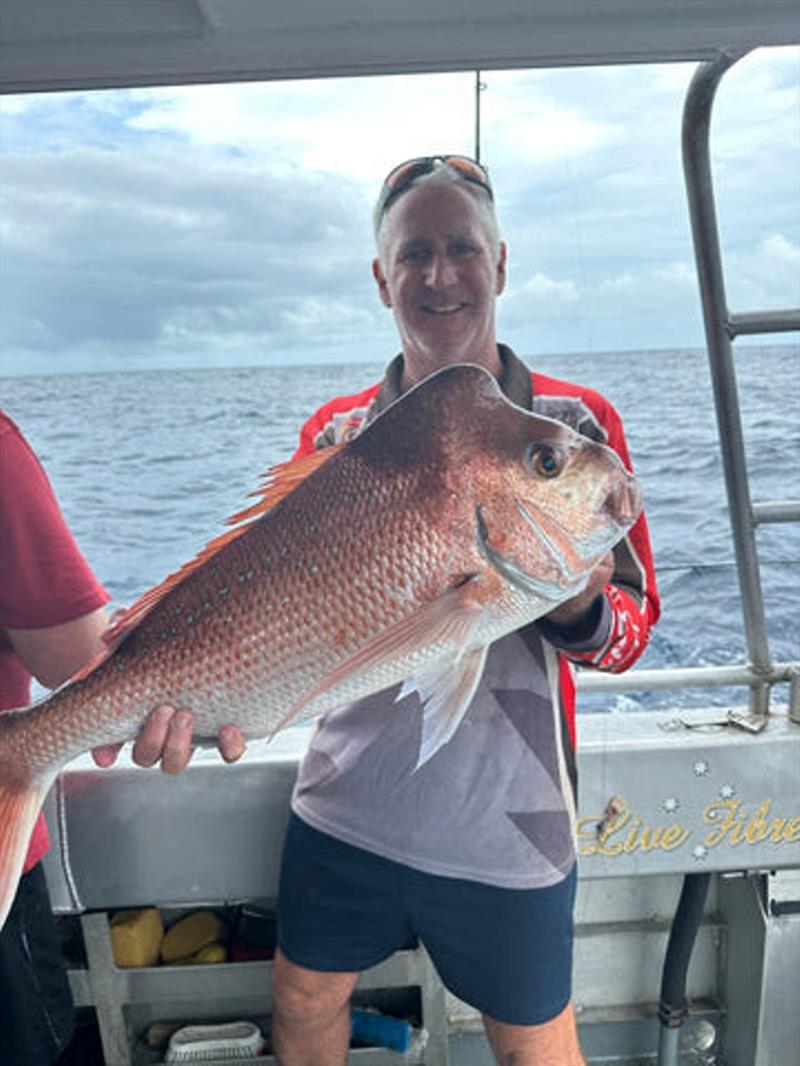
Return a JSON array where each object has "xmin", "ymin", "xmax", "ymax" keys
[
  {"xmin": 372, "ymin": 258, "xmax": 392, "ymax": 308},
  {"xmin": 496, "ymin": 241, "xmax": 508, "ymax": 296}
]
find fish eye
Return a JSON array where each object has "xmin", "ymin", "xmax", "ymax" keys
[{"xmin": 526, "ymin": 443, "xmax": 565, "ymax": 479}]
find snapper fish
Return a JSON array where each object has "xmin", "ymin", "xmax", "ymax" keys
[{"xmin": 0, "ymin": 363, "xmax": 641, "ymax": 928}]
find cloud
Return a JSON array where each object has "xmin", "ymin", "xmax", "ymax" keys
[
  {"xmin": 0, "ymin": 141, "xmax": 377, "ymax": 368},
  {"xmin": 282, "ymin": 295, "xmax": 383, "ymax": 335},
  {"xmin": 518, "ymin": 272, "xmax": 580, "ymax": 308},
  {"xmin": 596, "ymin": 272, "xmax": 637, "ymax": 295},
  {"xmin": 482, "ymin": 78, "xmax": 617, "ymax": 166},
  {"xmin": 124, "ymin": 74, "xmax": 477, "ymax": 185},
  {"xmin": 653, "ymin": 261, "xmax": 697, "ymax": 288},
  {"xmin": 760, "ymin": 233, "xmax": 800, "ymax": 268},
  {"xmin": 726, "ymin": 233, "xmax": 800, "ymax": 309},
  {"xmin": 0, "ymin": 51, "xmax": 797, "ymax": 374}
]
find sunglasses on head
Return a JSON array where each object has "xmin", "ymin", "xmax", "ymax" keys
[{"xmin": 376, "ymin": 155, "xmax": 493, "ymax": 223}]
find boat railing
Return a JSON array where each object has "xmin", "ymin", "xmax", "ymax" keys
[{"xmin": 577, "ymin": 49, "xmax": 800, "ymax": 716}]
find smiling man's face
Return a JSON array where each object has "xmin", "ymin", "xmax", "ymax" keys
[{"xmin": 372, "ymin": 179, "xmax": 506, "ymax": 390}]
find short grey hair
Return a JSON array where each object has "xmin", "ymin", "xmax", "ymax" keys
[{"xmin": 373, "ymin": 161, "xmax": 500, "ymax": 255}]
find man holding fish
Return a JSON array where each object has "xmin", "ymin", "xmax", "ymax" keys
[
  {"xmin": 268, "ymin": 158, "xmax": 660, "ymax": 1066},
  {"xmin": 0, "ymin": 156, "xmax": 659, "ymax": 1066}
]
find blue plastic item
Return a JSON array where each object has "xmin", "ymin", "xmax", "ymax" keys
[{"xmin": 350, "ymin": 1009, "xmax": 414, "ymax": 1053}]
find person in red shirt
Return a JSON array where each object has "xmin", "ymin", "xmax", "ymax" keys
[
  {"xmin": 271, "ymin": 158, "xmax": 659, "ymax": 1066},
  {"xmin": 0, "ymin": 411, "xmax": 245, "ymax": 1065}
]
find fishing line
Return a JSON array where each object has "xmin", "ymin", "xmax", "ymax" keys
[
  {"xmin": 657, "ymin": 559, "xmax": 799, "ymax": 572},
  {"xmin": 562, "ymin": 126, "xmax": 593, "ymax": 355}
]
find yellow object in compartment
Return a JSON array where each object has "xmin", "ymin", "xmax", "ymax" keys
[
  {"xmin": 160, "ymin": 910, "xmax": 226, "ymax": 963},
  {"xmin": 165, "ymin": 941, "xmax": 228, "ymax": 966},
  {"xmin": 190, "ymin": 941, "xmax": 227, "ymax": 964},
  {"xmin": 109, "ymin": 908, "xmax": 164, "ymax": 968}
]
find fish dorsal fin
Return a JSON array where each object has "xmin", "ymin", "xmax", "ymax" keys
[
  {"xmin": 93, "ymin": 446, "xmax": 344, "ymax": 657},
  {"xmin": 224, "ymin": 447, "xmax": 343, "ymax": 526}
]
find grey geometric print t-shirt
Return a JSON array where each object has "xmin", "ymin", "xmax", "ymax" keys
[
  {"xmin": 292, "ymin": 626, "xmax": 578, "ymax": 888},
  {"xmin": 290, "ymin": 347, "xmax": 598, "ymax": 889}
]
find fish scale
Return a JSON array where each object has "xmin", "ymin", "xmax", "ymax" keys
[{"xmin": 0, "ymin": 363, "xmax": 642, "ymax": 929}]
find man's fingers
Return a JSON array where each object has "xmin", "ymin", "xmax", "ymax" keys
[
  {"xmin": 594, "ymin": 550, "xmax": 615, "ymax": 587},
  {"xmin": 91, "ymin": 741, "xmax": 123, "ymax": 768},
  {"xmin": 131, "ymin": 705, "xmax": 173, "ymax": 767},
  {"xmin": 543, "ymin": 551, "xmax": 615, "ymax": 627},
  {"xmin": 159, "ymin": 709, "xmax": 196, "ymax": 775},
  {"xmin": 132, "ymin": 705, "xmax": 196, "ymax": 773},
  {"xmin": 218, "ymin": 724, "xmax": 247, "ymax": 764},
  {"xmin": 585, "ymin": 550, "xmax": 614, "ymax": 591},
  {"xmin": 129, "ymin": 707, "xmax": 243, "ymax": 773}
]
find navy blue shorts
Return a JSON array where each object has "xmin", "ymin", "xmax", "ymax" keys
[{"xmin": 277, "ymin": 812, "xmax": 576, "ymax": 1025}]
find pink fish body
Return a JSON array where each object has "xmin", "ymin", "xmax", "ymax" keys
[{"xmin": 0, "ymin": 364, "xmax": 641, "ymax": 927}]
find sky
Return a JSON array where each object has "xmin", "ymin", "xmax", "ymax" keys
[{"xmin": 0, "ymin": 47, "xmax": 798, "ymax": 377}]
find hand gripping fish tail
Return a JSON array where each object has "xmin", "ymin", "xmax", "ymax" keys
[{"xmin": 0, "ymin": 363, "xmax": 642, "ymax": 930}]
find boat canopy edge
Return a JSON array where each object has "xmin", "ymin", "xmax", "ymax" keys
[{"xmin": 1, "ymin": 0, "xmax": 799, "ymax": 95}]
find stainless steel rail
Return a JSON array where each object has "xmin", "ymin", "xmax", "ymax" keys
[
  {"xmin": 674, "ymin": 50, "xmax": 799, "ymax": 714},
  {"xmin": 729, "ymin": 310, "xmax": 800, "ymax": 335},
  {"xmin": 575, "ymin": 52, "xmax": 799, "ymax": 710},
  {"xmin": 751, "ymin": 501, "xmax": 800, "ymax": 525},
  {"xmin": 577, "ymin": 661, "xmax": 797, "ymax": 694}
]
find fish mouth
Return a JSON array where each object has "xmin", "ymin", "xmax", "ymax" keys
[
  {"xmin": 475, "ymin": 503, "xmax": 588, "ymax": 601},
  {"xmin": 474, "ymin": 482, "xmax": 637, "ymax": 600},
  {"xmin": 605, "ymin": 477, "xmax": 642, "ymax": 530}
]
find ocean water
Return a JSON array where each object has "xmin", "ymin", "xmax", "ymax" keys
[{"xmin": 2, "ymin": 345, "xmax": 799, "ymax": 713}]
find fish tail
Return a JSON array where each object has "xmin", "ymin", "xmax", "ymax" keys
[{"xmin": 0, "ymin": 714, "xmax": 56, "ymax": 930}]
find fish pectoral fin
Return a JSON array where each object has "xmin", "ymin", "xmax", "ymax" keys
[
  {"xmin": 400, "ymin": 644, "xmax": 489, "ymax": 771},
  {"xmin": 270, "ymin": 583, "xmax": 486, "ymax": 736},
  {"xmin": 0, "ymin": 773, "xmax": 55, "ymax": 932}
]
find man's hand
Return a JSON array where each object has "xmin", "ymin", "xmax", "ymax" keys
[
  {"xmin": 91, "ymin": 706, "xmax": 246, "ymax": 775},
  {"xmin": 544, "ymin": 551, "xmax": 614, "ymax": 628}
]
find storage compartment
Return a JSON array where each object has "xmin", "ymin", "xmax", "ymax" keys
[{"xmin": 68, "ymin": 911, "xmax": 449, "ymax": 1066}]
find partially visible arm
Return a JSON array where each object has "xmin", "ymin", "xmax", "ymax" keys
[
  {"xmin": 7, "ymin": 607, "xmax": 109, "ymax": 690},
  {"xmin": 1, "ymin": 415, "xmax": 245, "ymax": 772},
  {"xmin": 9, "ymin": 611, "xmax": 246, "ymax": 772}
]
